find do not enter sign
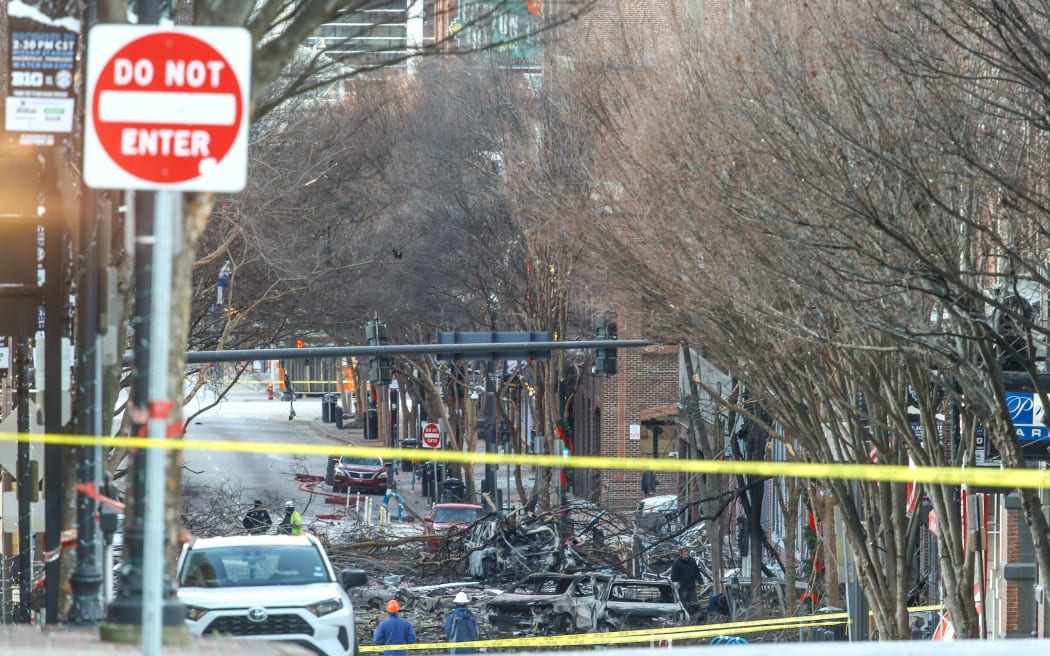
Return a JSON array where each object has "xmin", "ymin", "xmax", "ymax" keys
[
  {"xmin": 84, "ymin": 25, "xmax": 251, "ymax": 191},
  {"xmin": 422, "ymin": 423, "xmax": 441, "ymax": 449}
]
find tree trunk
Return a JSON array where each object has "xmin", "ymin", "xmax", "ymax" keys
[
  {"xmin": 823, "ymin": 495, "xmax": 840, "ymax": 608},
  {"xmin": 782, "ymin": 480, "xmax": 801, "ymax": 616}
]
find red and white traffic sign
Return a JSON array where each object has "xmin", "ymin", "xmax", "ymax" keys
[
  {"xmin": 421, "ymin": 422, "xmax": 441, "ymax": 449},
  {"xmin": 84, "ymin": 25, "xmax": 251, "ymax": 191}
]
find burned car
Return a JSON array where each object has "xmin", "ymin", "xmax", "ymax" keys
[
  {"xmin": 599, "ymin": 578, "xmax": 689, "ymax": 631},
  {"xmin": 485, "ymin": 572, "xmax": 614, "ymax": 635}
]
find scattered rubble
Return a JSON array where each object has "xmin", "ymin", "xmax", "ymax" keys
[
  {"xmin": 312, "ymin": 497, "xmax": 726, "ymax": 647},
  {"xmin": 182, "ymin": 481, "xmax": 735, "ymax": 648}
]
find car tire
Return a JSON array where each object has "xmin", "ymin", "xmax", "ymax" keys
[
  {"xmin": 551, "ymin": 613, "xmax": 574, "ymax": 635},
  {"xmin": 594, "ymin": 623, "xmax": 616, "ymax": 650}
]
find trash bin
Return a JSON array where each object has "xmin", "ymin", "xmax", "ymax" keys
[
  {"xmin": 365, "ymin": 408, "xmax": 378, "ymax": 439},
  {"xmin": 334, "ymin": 405, "xmax": 344, "ymax": 428},
  {"xmin": 422, "ymin": 462, "xmax": 446, "ymax": 500},
  {"xmin": 400, "ymin": 439, "xmax": 418, "ymax": 472},
  {"xmin": 325, "ymin": 455, "xmax": 339, "ymax": 486},
  {"xmin": 322, "ymin": 393, "xmax": 339, "ymax": 423},
  {"xmin": 801, "ymin": 607, "xmax": 845, "ymax": 641},
  {"xmin": 442, "ymin": 478, "xmax": 465, "ymax": 503},
  {"xmin": 421, "ymin": 462, "xmax": 432, "ymax": 499}
]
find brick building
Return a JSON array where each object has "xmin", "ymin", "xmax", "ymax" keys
[{"xmin": 571, "ymin": 327, "xmax": 680, "ymax": 512}]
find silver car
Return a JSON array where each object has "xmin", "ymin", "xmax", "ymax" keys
[{"xmin": 176, "ymin": 534, "xmax": 367, "ymax": 656}]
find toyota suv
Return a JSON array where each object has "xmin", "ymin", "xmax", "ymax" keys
[
  {"xmin": 176, "ymin": 534, "xmax": 367, "ymax": 656},
  {"xmin": 332, "ymin": 455, "xmax": 389, "ymax": 494}
]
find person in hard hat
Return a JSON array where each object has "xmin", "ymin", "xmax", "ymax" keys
[
  {"xmin": 444, "ymin": 591, "xmax": 480, "ymax": 654},
  {"xmin": 374, "ymin": 599, "xmax": 416, "ymax": 656},
  {"xmin": 278, "ymin": 500, "xmax": 303, "ymax": 535}
]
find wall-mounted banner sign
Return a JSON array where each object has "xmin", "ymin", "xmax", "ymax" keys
[
  {"xmin": 983, "ymin": 374, "xmax": 1050, "ymax": 463},
  {"xmin": 5, "ymin": 0, "xmax": 79, "ymax": 145}
]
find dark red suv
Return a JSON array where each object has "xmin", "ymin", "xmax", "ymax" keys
[
  {"xmin": 332, "ymin": 455, "xmax": 389, "ymax": 494},
  {"xmin": 422, "ymin": 503, "xmax": 486, "ymax": 548}
]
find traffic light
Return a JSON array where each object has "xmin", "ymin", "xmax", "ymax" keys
[
  {"xmin": 593, "ymin": 315, "xmax": 617, "ymax": 376},
  {"xmin": 366, "ymin": 320, "xmax": 391, "ymax": 385}
]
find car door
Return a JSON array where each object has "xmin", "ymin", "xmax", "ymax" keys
[{"xmin": 572, "ymin": 574, "xmax": 609, "ymax": 631}]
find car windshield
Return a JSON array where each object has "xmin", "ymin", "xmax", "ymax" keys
[
  {"xmin": 339, "ymin": 456, "xmax": 383, "ymax": 467},
  {"xmin": 433, "ymin": 507, "xmax": 484, "ymax": 524},
  {"xmin": 515, "ymin": 577, "xmax": 572, "ymax": 595},
  {"xmin": 178, "ymin": 545, "xmax": 330, "ymax": 588}
]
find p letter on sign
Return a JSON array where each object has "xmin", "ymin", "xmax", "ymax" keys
[{"xmin": 84, "ymin": 25, "xmax": 251, "ymax": 192}]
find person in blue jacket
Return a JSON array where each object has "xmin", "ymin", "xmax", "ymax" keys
[
  {"xmin": 444, "ymin": 592, "xmax": 480, "ymax": 654},
  {"xmin": 374, "ymin": 599, "xmax": 417, "ymax": 656}
]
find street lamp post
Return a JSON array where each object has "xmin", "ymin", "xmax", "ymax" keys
[{"xmin": 68, "ymin": 188, "xmax": 104, "ymax": 625}]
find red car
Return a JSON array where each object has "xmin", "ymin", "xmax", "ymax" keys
[
  {"xmin": 332, "ymin": 455, "xmax": 389, "ymax": 494},
  {"xmin": 422, "ymin": 503, "xmax": 486, "ymax": 548}
]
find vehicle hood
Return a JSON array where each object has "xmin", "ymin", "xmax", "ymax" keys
[
  {"xmin": 337, "ymin": 464, "xmax": 383, "ymax": 473},
  {"xmin": 433, "ymin": 521, "xmax": 470, "ymax": 531},
  {"xmin": 178, "ymin": 583, "xmax": 347, "ymax": 608},
  {"xmin": 487, "ymin": 594, "xmax": 562, "ymax": 607},
  {"xmin": 604, "ymin": 601, "xmax": 681, "ymax": 616}
]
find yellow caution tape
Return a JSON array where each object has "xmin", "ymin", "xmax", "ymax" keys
[
  {"xmin": 0, "ymin": 431, "xmax": 1046, "ymax": 490},
  {"xmin": 900, "ymin": 604, "xmax": 943, "ymax": 613},
  {"xmin": 359, "ymin": 603, "xmax": 948, "ymax": 651},
  {"xmin": 359, "ymin": 612, "xmax": 850, "ymax": 651}
]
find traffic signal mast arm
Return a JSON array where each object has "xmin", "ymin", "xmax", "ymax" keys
[{"xmin": 158, "ymin": 339, "xmax": 649, "ymax": 365}]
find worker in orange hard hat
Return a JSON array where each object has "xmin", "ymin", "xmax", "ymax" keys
[{"xmin": 374, "ymin": 598, "xmax": 416, "ymax": 656}]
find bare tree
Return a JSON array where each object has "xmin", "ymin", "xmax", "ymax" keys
[{"xmin": 538, "ymin": 0, "xmax": 1023, "ymax": 639}]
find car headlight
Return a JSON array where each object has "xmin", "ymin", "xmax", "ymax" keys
[
  {"xmin": 377, "ymin": 471, "xmax": 388, "ymax": 480},
  {"xmin": 185, "ymin": 605, "xmax": 209, "ymax": 621},
  {"xmin": 307, "ymin": 597, "xmax": 345, "ymax": 617}
]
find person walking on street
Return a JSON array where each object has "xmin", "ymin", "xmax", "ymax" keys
[
  {"xmin": 375, "ymin": 599, "xmax": 417, "ymax": 656},
  {"xmin": 641, "ymin": 471, "xmax": 659, "ymax": 497},
  {"xmin": 243, "ymin": 499, "xmax": 272, "ymax": 534},
  {"xmin": 444, "ymin": 592, "xmax": 480, "ymax": 654},
  {"xmin": 279, "ymin": 500, "xmax": 303, "ymax": 535},
  {"xmin": 669, "ymin": 548, "xmax": 704, "ymax": 612}
]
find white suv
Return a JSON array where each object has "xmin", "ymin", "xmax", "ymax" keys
[{"xmin": 176, "ymin": 534, "xmax": 367, "ymax": 656}]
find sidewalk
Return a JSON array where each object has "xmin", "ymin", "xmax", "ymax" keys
[{"xmin": 0, "ymin": 625, "xmax": 310, "ymax": 655}]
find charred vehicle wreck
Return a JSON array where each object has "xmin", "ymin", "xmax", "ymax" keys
[
  {"xmin": 600, "ymin": 578, "xmax": 689, "ymax": 631},
  {"xmin": 485, "ymin": 572, "xmax": 614, "ymax": 635}
]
